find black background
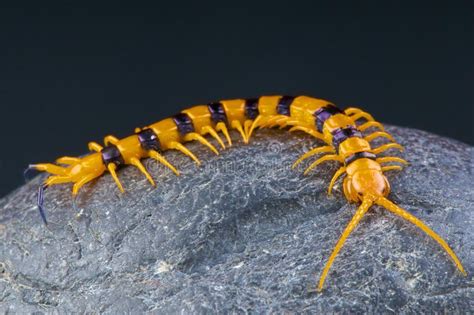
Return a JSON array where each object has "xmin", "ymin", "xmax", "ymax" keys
[{"xmin": 0, "ymin": 2, "xmax": 472, "ymax": 197}]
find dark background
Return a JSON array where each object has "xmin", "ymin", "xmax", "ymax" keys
[{"xmin": 0, "ymin": 2, "xmax": 472, "ymax": 197}]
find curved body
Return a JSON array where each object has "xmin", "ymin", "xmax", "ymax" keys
[{"xmin": 31, "ymin": 95, "xmax": 466, "ymax": 291}]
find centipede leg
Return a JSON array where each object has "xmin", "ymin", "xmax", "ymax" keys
[
  {"xmin": 371, "ymin": 143, "xmax": 405, "ymax": 155},
  {"xmin": 345, "ymin": 107, "xmax": 375, "ymax": 122},
  {"xmin": 149, "ymin": 150, "xmax": 180, "ymax": 176},
  {"xmin": 216, "ymin": 122, "xmax": 232, "ymax": 146},
  {"xmin": 30, "ymin": 164, "xmax": 67, "ymax": 176},
  {"xmin": 255, "ymin": 117, "xmax": 271, "ymax": 130},
  {"xmin": 107, "ymin": 163, "xmax": 125, "ymax": 193},
  {"xmin": 168, "ymin": 141, "xmax": 201, "ymax": 165},
  {"xmin": 376, "ymin": 157, "xmax": 408, "ymax": 165},
  {"xmin": 244, "ymin": 120, "xmax": 253, "ymax": 138},
  {"xmin": 183, "ymin": 132, "xmax": 219, "ymax": 155},
  {"xmin": 201, "ymin": 126, "xmax": 225, "ymax": 149},
  {"xmin": 285, "ymin": 119, "xmax": 301, "ymax": 127},
  {"xmin": 56, "ymin": 156, "xmax": 81, "ymax": 165},
  {"xmin": 231, "ymin": 120, "xmax": 248, "ymax": 143},
  {"xmin": 343, "ymin": 107, "xmax": 361, "ymax": 115},
  {"xmin": 327, "ymin": 167, "xmax": 346, "ymax": 196},
  {"xmin": 259, "ymin": 116, "xmax": 279, "ymax": 128},
  {"xmin": 104, "ymin": 135, "xmax": 120, "ymax": 146},
  {"xmin": 292, "ymin": 146, "xmax": 335, "ymax": 169},
  {"xmin": 130, "ymin": 157, "xmax": 155, "ymax": 186},
  {"xmin": 246, "ymin": 116, "xmax": 263, "ymax": 142},
  {"xmin": 276, "ymin": 116, "xmax": 289, "ymax": 129},
  {"xmin": 45, "ymin": 175, "xmax": 73, "ymax": 186},
  {"xmin": 358, "ymin": 121, "xmax": 385, "ymax": 132},
  {"xmin": 376, "ymin": 197, "xmax": 466, "ymax": 276},
  {"xmin": 88, "ymin": 142, "xmax": 103, "ymax": 152},
  {"xmin": 318, "ymin": 197, "xmax": 373, "ymax": 291},
  {"xmin": 381, "ymin": 165, "xmax": 403, "ymax": 172},
  {"xmin": 72, "ymin": 173, "xmax": 99, "ymax": 196},
  {"xmin": 289, "ymin": 126, "xmax": 326, "ymax": 141},
  {"xmin": 270, "ymin": 116, "xmax": 289, "ymax": 129},
  {"xmin": 304, "ymin": 155, "xmax": 343, "ymax": 175},
  {"xmin": 364, "ymin": 131, "xmax": 395, "ymax": 143}
]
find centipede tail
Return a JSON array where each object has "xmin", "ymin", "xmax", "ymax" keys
[{"xmin": 29, "ymin": 94, "xmax": 466, "ymax": 292}]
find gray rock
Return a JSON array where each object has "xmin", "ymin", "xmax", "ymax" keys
[{"xmin": 0, "ymin": 125, "xmax": 472, "ymax": 314}]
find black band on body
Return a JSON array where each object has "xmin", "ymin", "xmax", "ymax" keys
[
  {"xmin": 208, "ymin": 102, "xmax": 227, "ymax": 124},
  {"xmin": 331, "ymin": 125, "xmax": 363, "ymax": 152},
  {"xmin": 245, "ymin": 98, "xmax": 259, "ymax": 119},
  {"xmin": 344, "ymin": 151, "xmax": 377, "ymax": 165},
  {"xmin": 137, "ymin": 128, "xmax": 161, "ymax": 151},
  {"xmin": 101, "ymin": 145, "xmax": 124, "ymax": 166},
  {"xmin": 172, "ymin": 113, "xmax": 195, "ymax": 135},
  {"xmin": 314, "ymin": 105, "xmax": 344, "ymax": 132},
  {"xmin": 277, "ymin": 95, "xmax": 295, "ymax": 116}
]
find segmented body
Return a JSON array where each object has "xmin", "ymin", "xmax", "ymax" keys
[{"xmin": 31, "ymin": 95, "xmax": 466, "ymax": 291}]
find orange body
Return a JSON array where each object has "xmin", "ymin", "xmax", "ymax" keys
[{"xmin": 32, "ymin": 95, "xmax": 466, "ymax": 291}]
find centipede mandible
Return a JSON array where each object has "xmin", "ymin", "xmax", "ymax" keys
[{"xmin": 29, "ymin": 95, "xmax": 467, "ymax": 291}]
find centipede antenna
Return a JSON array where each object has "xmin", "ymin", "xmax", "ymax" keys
[
  {"xmin": 375, "ymin": 197, "xmax": 467, "ymax": 276},
  {"xmin": 37, "ymin": 184, "xmax": 48, "ymax": 225},
  {"xmin": 318, "ymin": 197, "xmax": 374, "ymax": 292}
]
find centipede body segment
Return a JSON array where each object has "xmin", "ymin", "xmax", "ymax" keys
[{"xmin": 30, "ymin": 95, "xmax": 467, "ymax": 291}]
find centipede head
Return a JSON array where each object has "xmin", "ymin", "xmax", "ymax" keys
[{"xmin": 343, "ymin": 159, "xmax": 390, "ymax": 202}]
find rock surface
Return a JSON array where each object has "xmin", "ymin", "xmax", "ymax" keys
[{"xmin": 0, "ymin": 126, "xmax": 472, "ymax": 313}]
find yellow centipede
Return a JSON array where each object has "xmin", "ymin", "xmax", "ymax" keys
[{"xmin": 30, "ymin": 95, "xmax": 467, "ymax": 291}]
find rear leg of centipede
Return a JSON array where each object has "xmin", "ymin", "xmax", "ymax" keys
[
  {"xmin": 183, "ymin": 133, "xmax": 219, "ymax": 155},
  {"xmin": 148, "ymin": 150, "xmax": 180, "ymax": 176},
  {"xmin": 371, "ymin": 143, "xmax": 405, "ymax": 155},
  {"xmin": 262, "ymin": 115, "xmax": 290, "ymax": 130},
  {"xmin": 230, "ymin": 120, "xmax": 248, "ymax": 143},
  {"xmin": 56, "ymin": 156, "xmax": 81, "ymax": 165},
  {"xmin": 245, "ymin": 116, "xmax": 264, "ymax": 142},
  {"xmin": 304, "ymin": 155, "xmax": 343, "ymax": 176},
  {"xmin": 358, "ymin": 121, "xmax": 385, "ymax": 132},
  {"xmin": 327, "ymin": 167, "xmax": 347, "ymax": 196},
  {"xmin": 292, "ymin": 146, "xmax": 335, "ymax": 169},
  {"xmin": 273, "ymin": 116, "xmax": 290, "ymax": 129},
  {"xmin": 89, "ymin": 141, "xmax": 126, "ymax": 192},
  {"xmin": 168, "ymin": 141, "xmax": 201, "ymax": 165},
  {"xmin": 289, "ymin": 126, "xmax": 325, "ymax": 141},
  {"xmin": 130, "ymin": 157, "xmax": 155, "ymax": 186},
  {"xmin": 201, "ymin": 126, "xmax": 226, "ymax": 149},
  {"xmin": 29, "ymin": 163, "xmax": 68, "ymax": 176},
  {"xmin": 216, "ymin": 122, "xmax": 232, "ymax": 146},
  {"xmin": 107, "ymin": 163, "xmax": 125, "ymax": 193},
  {"xmin": 345, "ymin": 107, "xmax": 375, "ymax": 122},
  {"xmin": 243, "ymin": 119, "xmax": 253, "ymax": 138},
  {"xmin": 72, "ymin": 173, "xmax": 99, "ymax": 196}
]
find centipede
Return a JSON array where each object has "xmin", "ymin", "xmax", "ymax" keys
[{"xmin": 29, "ymin": 95, "xmax": 467, "ymax": 291}]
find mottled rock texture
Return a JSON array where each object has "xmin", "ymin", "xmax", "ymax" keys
[{"xmin": 0, "ymin": 126, "xmax": 472, "ymax": 313}]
